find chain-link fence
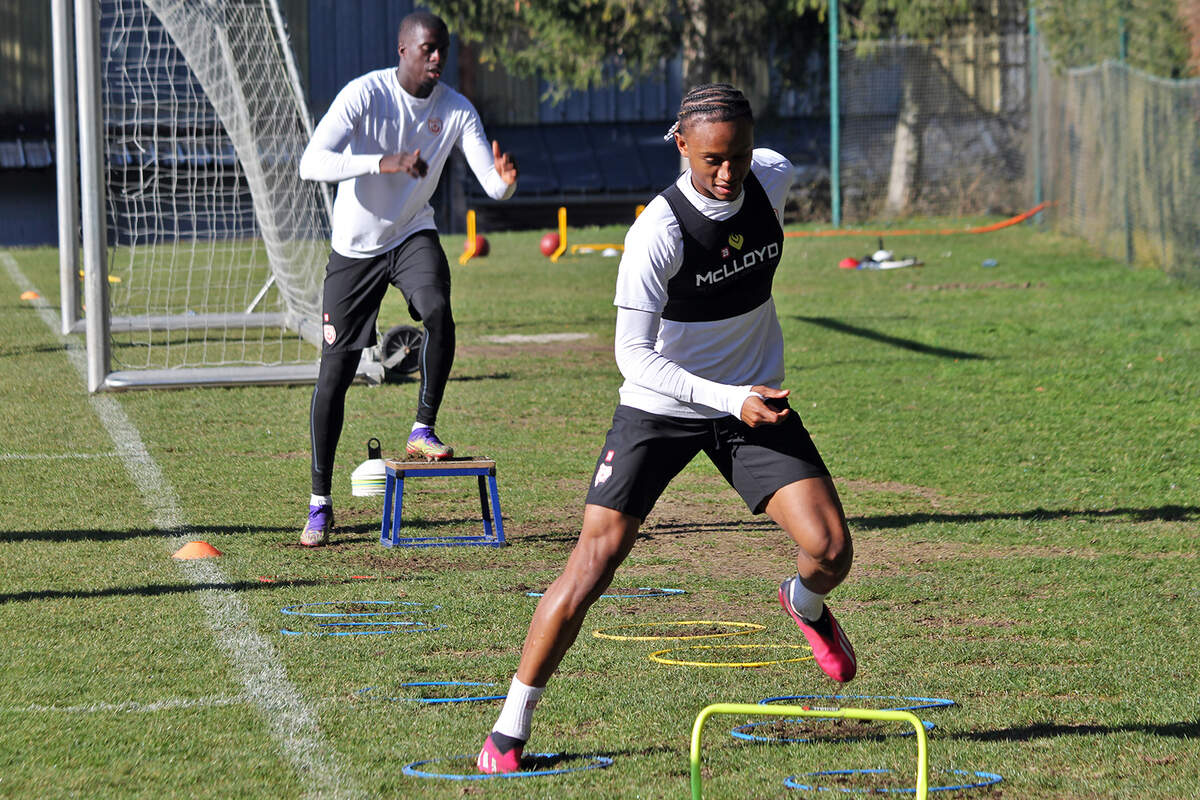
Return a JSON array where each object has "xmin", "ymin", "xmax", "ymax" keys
[
  {"xmin": 835, "ymin": 33, "xmax": 1031, "ymax": 222},
  {"xmin": 1033, "ymin": 48, "xmax": 1200, "ymax": 285}
]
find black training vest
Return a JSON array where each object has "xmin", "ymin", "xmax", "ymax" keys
[{"xmin": 659, "ymin": 171, "xmax": 783, "ymax": 323}]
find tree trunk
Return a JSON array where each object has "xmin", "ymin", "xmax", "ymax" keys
[{"xmin": 885, "ymin": 73, "xmax": 921, "ymax": 216}]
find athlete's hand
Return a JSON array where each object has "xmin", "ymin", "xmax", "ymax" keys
[
  {"xmin": 740, "ymin": 386, "xmax": 790, "ymax": 427},
  {"xmin": 380, "ymin": 149, "xmax": 428, "ymax": 178},
  {"xmin": 493, "ymin": 140, "xmax": 518, "ymax": 185}
]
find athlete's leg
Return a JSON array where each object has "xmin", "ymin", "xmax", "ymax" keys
[
  {"xmin": 302, "ymin": 348, "xmax": 361, "ymax": 546},
  {"xmin": 764, "ymin": 476, "xmax": 852, "ymax": 593},
  {"xmin": 481, "ymin": 407, "xmax": 703, "ymax": 773},
  {"xmin": 709, "ymin": 411, "xmax": 856, "ymax": 680},
  {"xmin": 518, "ymin": 504, "xmax": 641, "ymax": 685},
  {"xmin": 478, "ymin": 504, "xmax": 639, "ymax": 773},
  {"xmin": 408, "ymin": 282, "xmax": 454, "ymax": 427},
  {"xmin": 767, "ymin": 476, "xmax": 857, "ymax": 682},
  {"xmin": 309, "ymin": 348, "xmax": 363, "ymax": 496},
  {"xmin": 388, "ymin": 231, "xmax": 454, "ymax": 429}
]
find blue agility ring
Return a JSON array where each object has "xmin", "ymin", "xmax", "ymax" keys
[
  {"xmin": 526, "ymin": 587, "xmax": 685, "ymax": 599},
  {"xmin": 731, "ymin": 718, "xmax": 935, "ymax": 744},
  {"xmin": 280, "ymin": 600, "xmax": 440, "ymax": 617},
  {"xmin": 402, "ymin": 753, "xmax": 613, "ymax": 780},
  {"xmin": 280, "ymin": 620, "xmax": 444, "ymax": 636},
  {"xmin": 783, "ymin": 768, "xmax": 1002, "ymax": 793},
  {"xmin": 357, "ymin": 683, "xmax": 504, "ymax": 704},
  {"xmin": 759, "ymin": 695, "xmax": 955, "ymax": 713}
]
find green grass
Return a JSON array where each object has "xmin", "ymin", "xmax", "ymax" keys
[{"xmin": 1, "ymin": 221, "xmax": 1197, "ymax": 799}]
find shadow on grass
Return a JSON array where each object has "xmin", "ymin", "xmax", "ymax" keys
[
  {"xmin": 953, "ymin": 719, "xmax": 1200, "ymax": 742},
  {"xmin": 0, "ymin": 524, "xmax": 294, "ymax": 543},
  {"xmin": 0, "ymin": 579, "xmax": 321, "ymax": 604},
  {"xmin": 795, "ymin": 316, "xmax": 989, "ymax": 361},
  {"xmin": 519, "ymin": 743, "xmax": 676, "ymax": 770},
  {"xmin": 852, "ymin": 505, "xmax": 1199, "ymax": 530},
  {"xmin": 450, "ymin": 371, "xmax": 513, "ymax": 383}
]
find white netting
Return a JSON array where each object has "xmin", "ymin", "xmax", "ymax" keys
[
  {"xmin": 100, "ymin": 0, "xmax": 328, "ymax": 370},
  {"xmin": 1034, "ymin": 50, "xmax": 1200, "ymax": 284}
]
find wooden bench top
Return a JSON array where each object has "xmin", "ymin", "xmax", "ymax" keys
[{"xmin": 384, "ymin": 457, "xmax": 496, "ymax": 472}]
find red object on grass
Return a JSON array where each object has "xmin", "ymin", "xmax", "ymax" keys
[
  {"xmin": 539, "ymin": 232, "xmax": 560, "ymax": 257},
  {"xmin": 464, "ymin": 234, "xmax": 489, "ymax": 257},
  {"xmin": 839, "ymin": 257, "xmax": 861, "ymax": 269}
]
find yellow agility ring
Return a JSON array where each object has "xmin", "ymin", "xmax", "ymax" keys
[
  {"xmin": 648, "ymin": 643, "xmax": 814, "ymax": 668},
  {"xmin": 592, "ymin": 620, "xmax": 766, "ymax": 642}
]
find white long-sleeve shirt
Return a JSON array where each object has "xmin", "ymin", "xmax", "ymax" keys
[
  {"xmin": 612, "ymin": 149, "xmax": 793, "ymax": 419},
  {"xmin": 300, "ymin": 69, "xmax": 515, "ymax": 258}
]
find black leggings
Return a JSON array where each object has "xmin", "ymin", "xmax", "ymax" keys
[
  {"xmin": 309, "ymin": 350, "xmax": 360, "ymax": 497},
  {"xmin": 308, "ymin": 286, "xmax": 455, "ymax": 495}
]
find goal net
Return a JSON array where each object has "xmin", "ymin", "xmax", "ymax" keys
[{"xmin": 79, "ymin": 0, "xmax": 334, "ymax": 387}]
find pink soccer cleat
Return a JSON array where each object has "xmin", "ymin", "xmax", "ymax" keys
[
  {"xmin": 779, "ymin": 579, "xmax": 857, "ymax": 682},
  {"xmin": 476, "ymin": 731, "xmax": 524, "ymax": 774}
]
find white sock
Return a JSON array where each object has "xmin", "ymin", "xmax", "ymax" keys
[
  {"xmin": 492, "ymin": 676, "xmax": 545, "ymax": 741},
  {"xmin": 411, "ymin": 422, "xmax": 430, "ymax": 433},
  {"xmin": 786, "ymin": 575, "xmax": 826, "ymax": 622},
  {"xmin": 309, "ymin": 494, "xmax": 332, "ymax": 507}
]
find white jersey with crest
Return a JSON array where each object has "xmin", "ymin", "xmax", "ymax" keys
[
  {"xmin": 613, "ymin": 149, "xmax": 793, "ymax": 419},
  {"xmin": 300, "ymin": 69, "xmax": 514, "ymax": 258}
]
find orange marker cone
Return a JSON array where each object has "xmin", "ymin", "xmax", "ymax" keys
[
  {"xmin": 172, "ymin": 541, "xmax": 222, "ymax": 559},
  {"xmin": 20, "ymin": 290, "xmax": 40, "ymax": 301}
]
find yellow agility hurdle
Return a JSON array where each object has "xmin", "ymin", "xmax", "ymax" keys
[{"xmin": 689, "ymin": 702, "xmax": 929, "ymax": 800}]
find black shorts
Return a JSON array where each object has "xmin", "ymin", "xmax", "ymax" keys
[
  {"xmin": 320, "ymin": 230, "xmax": 450, "ymax": 353},
  {"xmin": 584, "ymin": 403, "xmax": 831, "ymax": 520}
]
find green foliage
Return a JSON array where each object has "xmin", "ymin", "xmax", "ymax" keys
[
  {"xmin": 1037, "ymin": 0, "xmax": 1193, "ymax": 77},
  {"xmin": 428, "ymin": 0, "xmax": 824, "ymax": 101},
  {"xmin": 427, "ymin": 0, "xmax": 678, "ymax": 97}
]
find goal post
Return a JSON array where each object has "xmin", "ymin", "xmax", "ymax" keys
[{"xmin": 58, "ymin": 0, "xmax": 379, "ymax": 391}]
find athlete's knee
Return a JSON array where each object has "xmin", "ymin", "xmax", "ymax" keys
[
  {"xmin": 565, "ymin": 514, "xmax": 635, "ymax": 604},
  {"xmin": 809, "ymin": 524, "xmax": 853, "ymax": 579},
  {"xmin": 410, "ymin": 286, "xmax": 453, "ymax": 331},
  {"xmin": 316, "ymin": 349, "xmax": 359, "ymax": 394}
]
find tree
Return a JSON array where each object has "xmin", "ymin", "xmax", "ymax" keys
[
  {"xmin": 1036, "ymin": 0, "xmax": 1193, "ymax": 77},
  {"xmin": 427, "ymin": 0, "xmax": 821, "ymax": 110}
]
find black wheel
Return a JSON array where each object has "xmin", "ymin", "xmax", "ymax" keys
[{"xmin": 380, "ymin": 324, "xmax": 424, "ymax": 381}]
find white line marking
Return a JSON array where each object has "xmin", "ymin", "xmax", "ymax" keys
[
  {"xmin": 3, "ymin": 252, "xmax": 361, "ymax": 800},
  {"xmin": 5, "ymin": 694, "xmax": 250, "ymax": 715},
  {"xmin": 482, "ymin": 332, "xmax": 591, "ymax": 344}
]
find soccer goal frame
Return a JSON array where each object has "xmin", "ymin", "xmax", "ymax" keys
[{"xmin": 55, "ymin": 0, "xmax": 381, "ymax": 391}]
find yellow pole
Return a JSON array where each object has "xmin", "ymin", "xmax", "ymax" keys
[
  {"xmin": 550, "ymin": 206, "xmax": 568, "ymax": 262},
  {"xmin": 457, "ymin": 209, "xmax": 476, "ymax": 265}
]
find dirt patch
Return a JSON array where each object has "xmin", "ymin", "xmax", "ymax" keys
[
  {"xmin": 903, "ymin": 280, "xmax": 1046, "ymax": 291},
  {"xmin": 840, "ymin": 478, "xmax": 952, "ymax": 509}
]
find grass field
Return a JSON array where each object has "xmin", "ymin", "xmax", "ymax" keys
[{"xmin": 1, "ymin": 219, "xmax": 1197, "ymax": 799}]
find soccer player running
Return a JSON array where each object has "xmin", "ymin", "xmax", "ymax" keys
[
  {"xmin": 477, "ymin": 83, "xmax": 856, "ymax": 774},
  {"xmin": 297, "ymin": 12, "xmax": 518, "ymax": 546}
]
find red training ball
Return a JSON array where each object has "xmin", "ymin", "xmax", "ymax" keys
[
  {"xmin": 464, "ymin": 234, "xmax": 489, "ymax": 257},
  {"xmin": 539, "ymin": 232, "xmax": 560, "ymax": 258}
]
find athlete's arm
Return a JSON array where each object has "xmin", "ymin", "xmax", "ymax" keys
[
  {"xmin": 299, "ymin": 83, "xmax": 386, "ymax": 183},
  {"xmin": 457, "ymin": 107, "xmax": 517, "ymax": 201},
  {"xmin": 613, "ymin": 307, "xmax": 787, "ymax": 425}
]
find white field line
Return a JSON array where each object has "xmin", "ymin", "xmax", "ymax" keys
[
  {"xmin": 6, "ymin": 694, "xmax": 250, "ymax": 714},
  {"xmin": 2, "ymin": 253, "xmax": 361, "ymax": 800}
]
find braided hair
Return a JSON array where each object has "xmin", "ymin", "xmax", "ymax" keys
[{"xmin": 664, "ymin": 83, "xmax": 754, "ymax": 141}]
